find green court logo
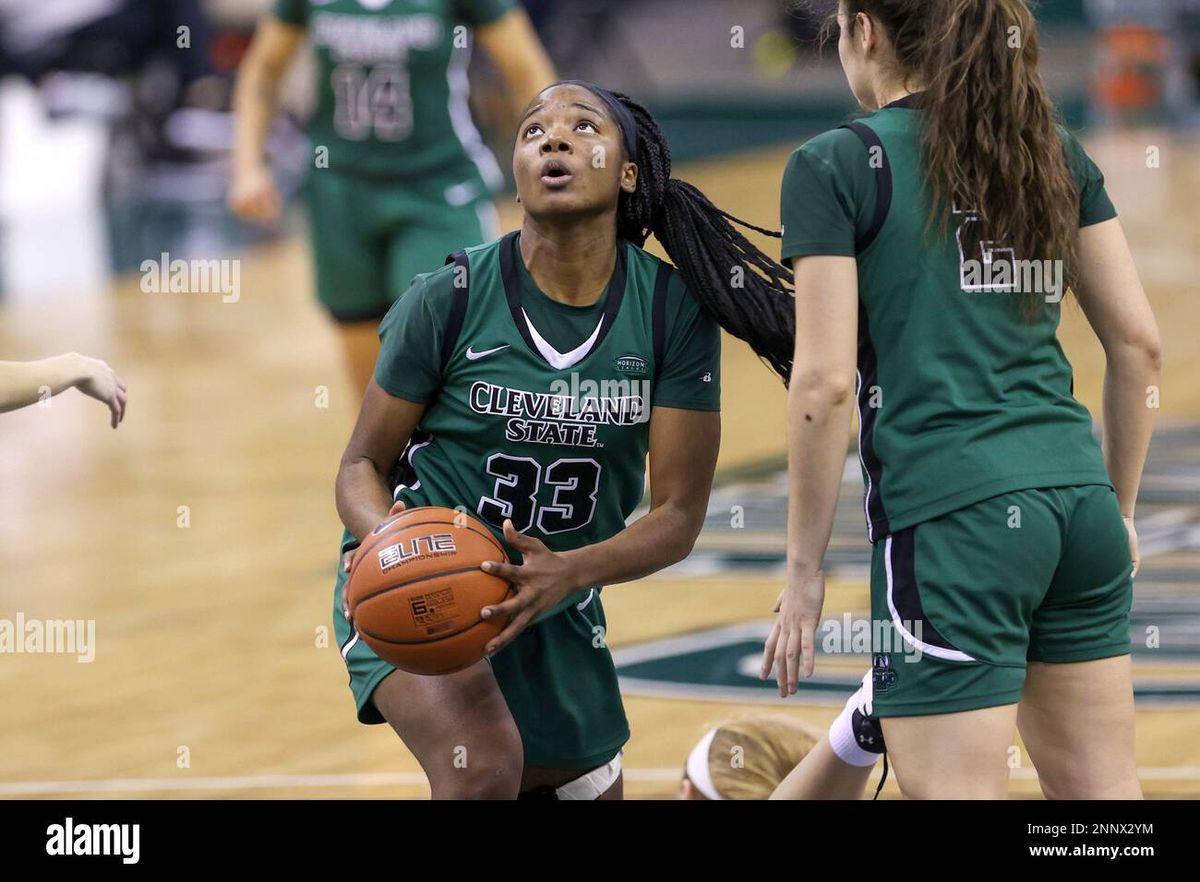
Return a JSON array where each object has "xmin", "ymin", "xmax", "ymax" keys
[{"xmin": 614, "ymin": 354, "xmax": 648, "ymax": 375}]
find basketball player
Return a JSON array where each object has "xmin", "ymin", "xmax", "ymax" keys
[
  {"xmin": 681, "ymin": 716, "xmax": 823, "ymax": 800},
  {"xmin": 681, "ymin": 672, "xmax": 886, "ymax": 800},
  {"xmin": 229, "ymin": 0, "xmax": 555, "ymax": 393},
  {"xmin": 764, "ymin": 0, "xmax": 1161, "ymax": 798},
  {"xmin": 0, "ymin": 353, "xmax": 127, "ymax": 427},
  {"xmin": 333, "ymin": 80, "xmax": 794, "ymax": 799}
]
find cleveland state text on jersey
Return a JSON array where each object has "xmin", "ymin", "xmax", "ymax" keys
[{"xmin": 468, "ymin": 378, "xmax": 652, "ymax": 446}]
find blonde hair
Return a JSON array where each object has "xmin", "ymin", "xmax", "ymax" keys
[{"xmin": 699, "ymin": 715, "xmax": 822, "ymax": 800}]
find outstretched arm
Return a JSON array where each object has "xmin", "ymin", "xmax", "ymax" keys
[
  {"xmin": 770, "ymin": 737, "xmax": 875, "ymax": 800},
  {"xmin": 771, "ymin": 671, "xmax": 882, "ymax": 800},
  {"xmin": 0, "ymin": 353, "xmax": 127, "ymax": 428}
]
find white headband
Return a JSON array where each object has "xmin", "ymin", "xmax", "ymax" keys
[{"xmin": 684, "ymin": 727, "xmax": 723, "ymax": 801}]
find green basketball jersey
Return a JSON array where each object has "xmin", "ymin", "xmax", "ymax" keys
[
  {"xmin": 780, "ymin": 95, "xmax": 1116, "ymax": 540},
  {"xmin": 273, "ymin": 0, "xmax": 509, "ymax": 184},
  {"xmin": 372, "ymin": 231, "xmax": 721, "ymax": 615}
]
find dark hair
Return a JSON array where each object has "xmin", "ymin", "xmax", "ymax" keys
[
  {"xmin": 560, "ymin": 83, "xmax": 796, "ymax": 382},
  {"xmin": 831, "ymin": 0, "xmax": 1081, "ymax": 316}
]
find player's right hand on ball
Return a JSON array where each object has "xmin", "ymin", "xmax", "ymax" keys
[
  {"xmin": 341, "ymin": 502, "xmax": 408, "ymax": 622},
  {"xmin": 227, "ymin": 164, "xmax": 282, "ymax": 223}
]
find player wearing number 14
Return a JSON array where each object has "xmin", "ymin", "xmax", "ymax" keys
[{"xmin": 229, "ymin": 0, "xmax": 555, "ymax": 392}]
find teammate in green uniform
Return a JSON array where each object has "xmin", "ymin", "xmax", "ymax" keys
[
  {"xmin": 765, "ymin": 0, "xmax": 1162, "ymax": 799},
  {"xmin": 229, "ymin": 0, "xmax": 555, "ymax": 393},
  {"xmin": 333, "ymin": 80, "xmax": 793, "ymax": 799}
]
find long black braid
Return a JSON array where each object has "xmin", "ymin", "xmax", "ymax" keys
[{"xmin": 610, "ymin": 91, "xmax": 795, "ymax": 382}]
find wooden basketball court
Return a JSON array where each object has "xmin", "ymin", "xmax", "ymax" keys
[{"xmin": 1, "ymin": 133, "xmax": 1197, "ymax": 799}]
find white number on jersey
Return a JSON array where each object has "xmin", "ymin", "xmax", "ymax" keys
[
  {"xmin": 953, "ymin": 204, "xmax": 1018, "ymax": 292},
  {"xmin": 331, "ymin": 63, "xmax": 413, "ymax": 142}
]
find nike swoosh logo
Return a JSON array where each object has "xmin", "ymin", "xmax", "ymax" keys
[{"xmin": 465, "ymin": 344, "xmax": 510, "ymax": 361}]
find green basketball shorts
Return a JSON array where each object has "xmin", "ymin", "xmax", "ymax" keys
[
  {"xmin": 869, "ymin": 484, "xmax": 1134, "ymax": 717},
  {"xmin": 332, "ymin": 529, "xmax": 629, "ymax": 770},
  {"xmin": 305, "ymin": 167, "xmax": 499, "ymax": 323}
]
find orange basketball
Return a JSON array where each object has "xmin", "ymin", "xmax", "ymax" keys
[{"xmin": 345, "ymin": 506, "xmax": 512, "ymax": 676}]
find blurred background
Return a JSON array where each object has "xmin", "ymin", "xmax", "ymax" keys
[
  {"xmin": 2, "ymin": 0, "xmax": 1198, "ymax": 299},
  {"xmin": 1, "ymin": 0, "xmax": 1198, "ymax": 799}
]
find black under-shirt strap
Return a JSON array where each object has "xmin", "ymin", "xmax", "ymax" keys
[
  {"xmin": 839, "ymin": 121, "xmax": 893, "ymax": 254},
  {"xmin": 441, "ymin": 250, "xmax": 470, "ymax": 369}
]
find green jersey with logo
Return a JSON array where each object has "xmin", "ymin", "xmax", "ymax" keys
[
  {"xmin": 372, "ymin": 231, "xmax": 721, "ymax": 612},
  {"xmin": 273, "ymin": 0, "xmax": 509, "ymax": 184},
  {"xmin": 780, "ymin": 96, "xmax": 1117, "ymax": 540}
]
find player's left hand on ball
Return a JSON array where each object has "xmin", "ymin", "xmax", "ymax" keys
[
  {"xmin": 341, "ymin": 502, "xmax": 408, "ymax": 621},
  {"xmin": 342, "ymin": 503, "xmax": 409, "ymax": 574},
  {"xmin": 339, "ymin": 545, "xmax": 359, "ymax": 622},
  {"xmin": 477, "ymin": 519, "xmax": 575, "ymax": 655},
  {"xmin": 760, "ymin": 571, "xmax": 826, "ymax": 697}
]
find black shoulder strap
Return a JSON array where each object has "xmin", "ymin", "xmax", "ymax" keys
[
  {"xmin": 651, "ymin": 261, "xmax": 672, "ymax": 376},
  {"xmin": 440, "ymin": 250, "xmax": 470, "ymax": 368},
  {"xmin": 839, "ymin": 121, "xmax": 892, "ymax": 254}
]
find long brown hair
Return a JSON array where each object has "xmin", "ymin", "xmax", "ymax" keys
[{"xmin": 831, "ymin": 0, "xmax": 1080, "ymax": 314}]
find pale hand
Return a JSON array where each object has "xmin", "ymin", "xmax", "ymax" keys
[
  {"xmin": 761, "ymin": 570, "xmax": 826, "ymax": 697},
  {"xmin": 228, "ymin": 164, "xmax": 282, "ymax": 224},
  {"xmin": 74, "ymin": 354, "xmax": 128, "ymax": 429}
]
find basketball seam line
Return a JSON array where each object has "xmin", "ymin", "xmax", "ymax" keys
[
  {"xmin": 355, "ymin": 612, "xmax": 507, "ymax": 646},
  {"xmin": 352, "ymin": 564, "xmax": 509, "ymax": 607}
]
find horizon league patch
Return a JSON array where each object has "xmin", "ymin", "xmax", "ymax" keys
[{"xmin": 614, "ymin": 353, "xmax": 648, "ymax": 374}]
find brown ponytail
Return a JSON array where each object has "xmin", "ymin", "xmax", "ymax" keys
[{"xmin": 835, "ymin": 0, "xmax": 1081, "ymax": 316}]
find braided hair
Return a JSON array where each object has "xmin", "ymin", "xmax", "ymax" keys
[{"xmin": 609, "ymin": 91, "xmax": 795, "ymax": 382}]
